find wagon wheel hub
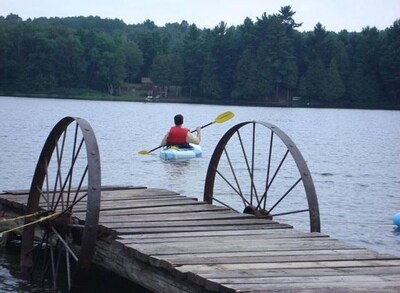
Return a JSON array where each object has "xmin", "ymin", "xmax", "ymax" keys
[{"xmin": 243, "ymin": 205, "xmax": 273, "ymax": 219}]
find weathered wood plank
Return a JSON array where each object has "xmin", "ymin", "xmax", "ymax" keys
[
  {"xmin": 0, "ymin": 197, "xmax": 28, "ymax": 211},
  {"xmin": 103, "ymin": 218, "xmax": 284, "ymax": 229},
  {"xmin": 92, "ymin": 239, "xmax": 207, "ymax": 293},
  {"xmin": 124, "ymin": 238, "xmax": 356, "ymax": 256},
  {"xmin": 98, "ymin": 210, "xmax": 253, "ymax": 223},
  {"xmin": 186, "ymin": 266, "xmax": 400, "ymax": 291},
  {"xmin": 0, "ymin": 185, "xmax": 146, "ymax": 196},
  {"xmin": 217, "ymin": 275, "xmax": 400, "ymax": 293},
  {"xmin": 157, "ymin": 251, "xmax": 397, "ymax": 266},
  {"xmin": 118, "ymin": 229, "xmax": 323, "ymax": 241},
  {"xmin": 190, "ymin": 265, "xmax": 400, "ymax": 279},
  {"xmin": 97, "ymin": 195, "xmax": 195, "ymax": 202},
  {"xmin": 75, "ymin": 198, "xmax": 202, "ymax": 212},
  {"xmin": 155, "ymin": 248, "xmax": 386, "ymax": 260},
  {"xmin": 177, "ymin": 259, "xmax": 400, "ymax": 273},
  {"xmin": 0, "ymin": 186, "xmax": 167, "ymax": 206},
  {"xmin": 101, "ymin": 187, "xmax": 173, "ymax": 198},
  {"xmin": 212, "ymin": 274, "xmax": 400, "ymax": 285},
  {"xmin": 0, "ymin": 193, "xmax": 29, "ymax": 201},
  {"xmin": 77, "ymin": 204, "xmax": 230, "ymax": 217},
  {"xmin": 119, "ymin": 231, "xmax": 327, "ymax": 244},
  {"xmin": 125, "ymin": 236, "xmax": 352, "ymax": 249},
  {"xmin": 145, "ymin": 248, "xmax": 387, "ymax": 268},
  {"xmin": 116, "ymin": 223, "xmax": 291, "ymax": 235}
]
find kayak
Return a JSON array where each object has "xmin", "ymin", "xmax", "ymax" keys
[{"xmin": 160, "ymin": 144, "xmax": 202, "ymax": 161}]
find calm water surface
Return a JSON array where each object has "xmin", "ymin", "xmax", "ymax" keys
[{"xmin": 0, "ymin": 97, "xmax": 399, "ymax": 291}]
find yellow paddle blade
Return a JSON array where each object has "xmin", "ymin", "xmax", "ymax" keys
[
  {"xmin": 138, "ymin": 144, "xmax": 163, "ymax": 155},
  {"xmin": 214, "ymin": 111, "xmax": 234, "ymax": 123},
  {"xmin": 138, "ymin": 150, "xmax": 150, "ymax": 155}
]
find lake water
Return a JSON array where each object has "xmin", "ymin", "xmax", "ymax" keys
[{"xmin": 0, "ymin": 96, "xmax": 400, "ymax": 291}]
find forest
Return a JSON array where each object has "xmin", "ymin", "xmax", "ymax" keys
[{"xmin": 0, "ymin": 6, "xmax": 399, "ymax": 109}]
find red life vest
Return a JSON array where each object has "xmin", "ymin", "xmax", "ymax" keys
[{"xmin": 167, "ymin": 126, "xmax": 189, "ymax": 146}]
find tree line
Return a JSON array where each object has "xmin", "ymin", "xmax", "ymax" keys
[{"xmin": 0, "ymin": 7, "xmax": 399, "ymax": 109}]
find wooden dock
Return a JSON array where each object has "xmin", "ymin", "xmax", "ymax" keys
[{"xmin": 1, "ymin": 186, "xmax": 400, "ymax": 293}]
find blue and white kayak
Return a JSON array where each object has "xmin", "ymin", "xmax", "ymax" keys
[{"xmin": 160, "ymin": 144, "xmax": 202, "ymax": 161}]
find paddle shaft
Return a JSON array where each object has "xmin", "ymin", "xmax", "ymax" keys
[{"xmin": 194, "ymin": 121, "xmax": 214, "ymax": 132}]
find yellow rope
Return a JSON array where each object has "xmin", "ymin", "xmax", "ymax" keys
[
  {"xmin": 0, "ymin": 212, "xmax": 39, "ymax": 223},
  {"xmin": 0, "ymin": 212, "xmax": 60, "ymax": 234}
]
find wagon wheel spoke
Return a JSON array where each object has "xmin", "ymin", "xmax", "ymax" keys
[
  {"xmin": 48, "ymin": 242, "xmax": 56, "ymax": 289},
  {"xmin": 52, "ymin": 138, "xmax": 85, "ymax": 213},
  {"xmin": 31, "ymin": 223, "xmax": 81, "ymax": 291},
  {"xmin": 67, "ymin": 123, "xmax": 80, "ymax": 207},
  {"xmin": 29, "ymin": 231, "xmax": 55, "ymax": 289},
  {"xmin": 236, "ymin": 128, "xmax": 260, "ymax": 206},
  {"xmin": 20, "ymin": 117, "xmax": 101, "ymax": 291},
  {"xmin": 51, "ymin": 131, "xmax": 64, "ymax": 209},
  {"xmin": 257, "ymin": 149, "xmax": 290, "ymax": 210},
  {"xmin": 30, "ymin": 231, "xmax": 49, "ymax": 278},
  {"xmin": 215, "ymin": 148, "xmax": 250, "ymax": 206},
  {"xmin": 267, "ymin": 177, "xmax": 302, "ymax": 215},
  {"xmin": 62, "ymin": 191, "xmax": 88, "ymax": 216},
  {"xmin": 212, "ymin": 194, "xmax": 241, "ymax": 213},
  {"xmin": 51, "ymin": 226, "xmax": 79, "ymax": 262},
  {"xmin": 273, "ymin": 208, "xmax": 310, "ymax": 217},
  {"xmin": 65, "ymin": 249, "xmax": 72, "ymax": 290},
  {"xmin": 41, "ymin": 239, "xmax": 59, "ymax": 290},
  {"xmin": 204, "ymin": 121, "xmax": 320, "ymax": 232}
]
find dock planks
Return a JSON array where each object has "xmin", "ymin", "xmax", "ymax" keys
[{"xmin": 1, "ymin": 186, "xmax": 400, "ymax": 293}]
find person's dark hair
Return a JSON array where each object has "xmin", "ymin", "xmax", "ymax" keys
[{"xmin": 174, "ymin": 114, "xmax": 184, "ymax": 125}]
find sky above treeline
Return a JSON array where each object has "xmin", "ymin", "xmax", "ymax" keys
[{"xmin": 1, "ymin": 0, "xmax": 399, "ymax": 32}]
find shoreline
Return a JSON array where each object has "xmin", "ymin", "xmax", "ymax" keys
[{"xmin": 1, "ymin": 93, "xmax": 399, "ymax": 111}]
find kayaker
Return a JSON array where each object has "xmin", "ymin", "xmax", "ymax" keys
[{"xmin": 161, "ymin": 114, "xmax": 201, "ymax": 148}]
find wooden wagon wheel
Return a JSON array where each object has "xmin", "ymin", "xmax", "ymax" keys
[
  {"xmin": 204, "ymin": 121, "xmax": 320, "ymax": 232},
  {"xmin": 20, "ymin": 117, "xmax": 101, "ymax": 291}
]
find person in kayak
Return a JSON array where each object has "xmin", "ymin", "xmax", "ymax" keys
[{"xmin": 161, "ymin": 114, "xmax": 201, "ymax": 148}]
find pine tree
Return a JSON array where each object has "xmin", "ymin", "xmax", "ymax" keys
[
  {"xmin": 323, "ymin": 58, "xmax": 345, "ymax": 102},
  {"xmin": 305, "ymin": 58, "xmax": 326, "ymax": 102}
]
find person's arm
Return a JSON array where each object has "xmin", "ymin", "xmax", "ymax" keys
[
  {"xmin": 161, "ymin": 132, "xmax": 169, "ymax": 146},
  {"xmin": 186, "ymin": 127, "xmax": 201, "ymax": 144}
]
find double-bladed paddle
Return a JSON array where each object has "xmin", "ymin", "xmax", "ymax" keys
[{"xmin": 138, "ymin": 111, "xmax": 234, "ymax": 155}]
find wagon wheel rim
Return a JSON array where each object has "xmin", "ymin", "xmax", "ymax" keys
[
  {"xmin": 20, "ymin": 117, "xmax": 101, "ymax": 290},
  {"xmin": 204, "ymin": 121, "xmax": 320, "ymax": 232}
]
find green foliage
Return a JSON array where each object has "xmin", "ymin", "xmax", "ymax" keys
[
  {"xmin": 150, "ymin": 54, "xmax": 184, "ymax": 87},
  {"xmin": 182, "ymin": 24, "xmax": 205, "ymax": 97},
  {"xmin": 305, "ymin": 58, "xmax": 326, "ymax": 101},
  {"xmin": 323, "ymin": 58, "xmax": 345, "ymax": 102},
  {"xmin": 380, "ymin": 20, "xmax": 400, "ymax": 104},
  {"xmin": 200, "ymin": 56, "xmax": 222, "ymax": 99},
  {"xmin": 348, "ymin": 66, "xmax": 381, "ymax": 104},
  {"xmin": 150, "ymin": 54, "xmax": 171, "ymax": 85},
  {"xmin": 0, "ymin": 10, "xmax": 399, "ymax": 108},
  {"xmin": 234, "ymin": 49, "xmax": 259, "ymax": 101}
]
